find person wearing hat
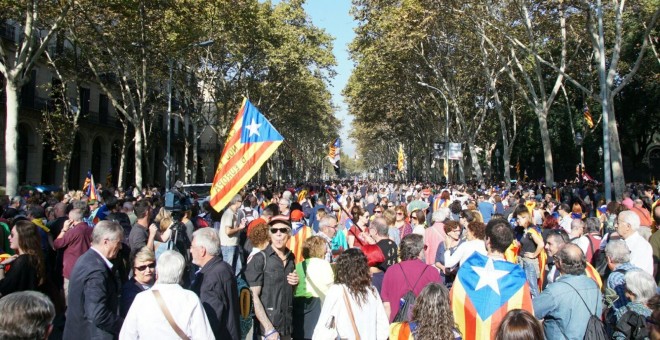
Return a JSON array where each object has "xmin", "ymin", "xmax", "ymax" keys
[
  {"xmin": 245, "ymin": 215, "xmax": 299, "ymax": 340},
  {"xmin": 287, "ymin": 210, "xmax": 313, "ymax": 265}
]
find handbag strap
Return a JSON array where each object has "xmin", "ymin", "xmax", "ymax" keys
[
  {"xmin": 342, "ymin": 287, "xmax": 361, "ymax": 340},
  {"xmin": 153, "ymin": 290, "xmax": 189, "ymax": 340}
]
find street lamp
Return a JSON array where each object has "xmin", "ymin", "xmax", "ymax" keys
[
  {"xmin": 166, "ymin": 39, "xmax": 214, "ymax": 190},
  {"xmin": 575, "ymin": 132, "xmax": 584, "ymax": 186}
]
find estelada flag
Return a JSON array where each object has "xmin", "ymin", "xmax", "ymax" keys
[
  {"xmin": 85, "ymin": 171, "xmax": 98, "ymax": 201},
  {"xmin": 451, "ymin": 252, "xmax": 533, "ymax": 340},
  {"xmin": 209, "ymin": 99, "xmax": 283, "ymax": 212}
]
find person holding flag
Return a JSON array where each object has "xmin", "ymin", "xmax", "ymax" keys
[
  {"xmin": 327, "ymin": 138, "xmax": 341, "ymax": 176},
  {"xmin": 451, "ymin": 218, "xmax": 533, "ymax": 340}
]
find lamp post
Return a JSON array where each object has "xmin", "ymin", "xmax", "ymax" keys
[
  {"xmin": 575, "ymin": 132, "xmax": 584, "ymax": 186},
  {"xmin": 166, "ymin": 39, "xmax": 214, "ymax": 191}
]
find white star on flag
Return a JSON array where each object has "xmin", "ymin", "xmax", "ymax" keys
[
  {"xmin": 246, "ymin": 119, "xmax": 261, "ymax": 137},
  {"xmin": 472, "ymin": 258, "xmax": 509, "ymax": 295}
]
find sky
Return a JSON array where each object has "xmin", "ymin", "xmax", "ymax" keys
[{"xmin": 271, "ymin": 0, "xmax": 357, "ymax": 157}]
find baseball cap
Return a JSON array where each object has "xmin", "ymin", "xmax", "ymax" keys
[
  {"xmin": 290, "ymin": 210, "xmax": 304, "ymax": 221},
  {"xmin": 268, "ymin": 215, "xmax": 292, "ymax": 228}
]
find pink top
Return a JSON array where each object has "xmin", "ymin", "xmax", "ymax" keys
[{"xmin": 424, "ymin": 222, "xmax": 446, "ymax": 266}]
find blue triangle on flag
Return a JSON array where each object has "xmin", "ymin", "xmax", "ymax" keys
[{"xmin": 240, "ymin": 101, "xmax": 284, "ymax": 144}]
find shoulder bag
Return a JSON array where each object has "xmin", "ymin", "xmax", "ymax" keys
[{"xmin": 153, "ymin": 290, "xmax": 190, "ymax": 340}]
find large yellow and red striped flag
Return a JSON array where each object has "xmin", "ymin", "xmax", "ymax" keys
[
  {"xmin": 209, "ymin": 99, "xmax": 283, "ymax": 212},
  {"xmin": 451, "ymin": 253, "xmax": 533, "ymax": 340}
]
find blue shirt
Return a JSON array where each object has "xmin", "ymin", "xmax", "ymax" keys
[
  {"xmin": 478, "ymin": 202, "xmax": 494, "ymax": 223},
  {"xmin": 607, "ymin": 262, "xmax": 638, "ymax": 310},
  {"xmin": 534, "ymin": 274, "xmax": 603, "ymax": 340}
]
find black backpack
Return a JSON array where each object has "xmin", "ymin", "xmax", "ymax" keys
[
  {"xmin": 392, "ymin": 264, "xmax": 429, "ymax": 323},
  {"xmin": 559, "ymin": 281, "xmax": 607, "ymax": 340},
  {"xmin": 615, "ymin": 310, "xmax": 650, "ymax": 339}
]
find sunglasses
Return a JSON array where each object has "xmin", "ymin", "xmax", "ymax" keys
[
  {"xmin": 411, "ymin": 216, "xmax": 418, "ymax": 220},
  {"xmin": 135, "ymin": 263, "xmax": 156, "ymax": 271},
  {"xmin": 374, "ymin": 210, "xmax": 382, "ymax": 213},
  {"xmin": 396, "ymin": 212, "xmax": 404, "ymax": 216},
  {"xmin": 270, "ymin": 227, "xmax": 290, "ymax": 234}
]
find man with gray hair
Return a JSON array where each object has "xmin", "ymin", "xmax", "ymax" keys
[
  {"xmin": 0, "ymin": 291, "xmax": 55, "ymax": 340},
  {"xmin": 190, "ymin": 228, "xmax": 240, "ymax": 339},
  {"xmin": 64, "ymin": 221, "xmax": 124, "ymax": 339},
  {"xmin": 616, "ymin": 210, "xmax": 653, "ymax": 275},
  {"xmin": 53, "ymin": 208, "xmax": 92, "ymax": 300},
  {"xmin": 424, "ymin": 209, "xmax": 448, "ymax": 266},
  {"xmin": 220, "ymin": 194, "xmax": 246, "ymax": 276},
  {"xmin": 317, "ymin": 215, "xmax": 338, "ymax": 262},
  {"xmin": 570, "ymin": 219, "xmax": 589, "ymax": 256},
  {"xmin": 371, "ymin": 216, "xmax": 398, "ymax": 271},
  {"xmin": 606, "ymin": 240, "xmax": 639, "ymax": 310},
  {"xmin": 120, "ymin": 250, "xmax": 214, "ymax": 339}
]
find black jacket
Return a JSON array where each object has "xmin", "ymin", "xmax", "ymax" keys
[
  {"xmin": 63, "ymin": 249, "xmax": 122, "ymax": 340},
  {"xmin": 191, "ymin": 256, "xmax": 241, "ymax": 340}
]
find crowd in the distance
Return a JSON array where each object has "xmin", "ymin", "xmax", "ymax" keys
[{"xmin": 1, "ymin": 180, "xmax": 660, "ymax": 340}]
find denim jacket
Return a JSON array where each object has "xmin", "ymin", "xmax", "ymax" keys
[{"xmin": 533, "ymin": 274, "xmax": 603, "ymax": 340}]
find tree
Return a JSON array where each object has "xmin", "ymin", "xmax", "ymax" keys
[{"xmin": 0, "ymin": 0, "xmax": 73, "ymax": 196}]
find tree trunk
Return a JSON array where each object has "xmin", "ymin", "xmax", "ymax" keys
[
  {"xmin": 60, "ymin": 148, "xmax": 74, "ymax": 191},
  {"xmin": 537, "ymin": 111, "xmax": 555, "ymax": 185},
  {"xmin": 468, "ymin": 141, "xmax": 483, "ymax": 183},
  {"xmin": 458, "ymin": 158, "xmax": 466, "ymax": 183},
  {"xmin": 4, "ymin": 81, "xmax": 19, "ymax": 197},
  {"xmin": 134, "ymin": 129, "xmax": 143, "ymax": 190},
  {"xmin": 607, "ymin": 98, "xmax": 625, "ymax": 200},
  {"xmin": 192, "ymin": 123, "xmax": 198, "ymax": 184}
]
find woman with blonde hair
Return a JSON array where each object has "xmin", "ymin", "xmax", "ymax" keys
[{"xmin": 293, "ymin": 236, "xmax": 334, "ymax": 339}]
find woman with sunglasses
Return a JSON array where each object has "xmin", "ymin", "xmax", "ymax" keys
[
  {"xmin": 434, "ymin": 221, "xmax": 462, "ymax": 287},
  {"xmin": 120, "ymin": 247, "xmax": 156, "ymax": 317},
  {"xmin": 347, "ymin": 206, "xmax": 376, "ymax": 249},
  {"xmin": 394, "ymin": 206, "xmax": 413, "ymax": 240}
]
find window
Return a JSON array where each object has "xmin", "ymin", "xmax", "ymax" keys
[
  {"xmin": 79, "ymin": 87, "xmax": 90, "ymax": 115},
  {"xmin": 99, "ymin": 94, "xmax": 108, "ymax": 124}
]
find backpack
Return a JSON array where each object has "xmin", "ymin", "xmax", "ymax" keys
[
  {"xmin": 615, "ymin": 309, "xmax": 650, "ymax": 340},
  {"xmin": 585, "ymin": 234, "xmax": 602, "ymax": 264},
  {"xmin": 558, "ymin": 281, "xmax": 607, "ymax": 340},
  {"xmin": 392, "ymin": 264, "xmax": 429, "ymax": 323}
]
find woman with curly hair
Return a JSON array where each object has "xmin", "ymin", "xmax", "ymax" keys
[
  {"xmin": 313, "ymin": 248, "xmax": 388, "ymax": 340},
  {"xmin": 0, "ymin": 220, "xmax": 46, "ymax": 296},
  {"xmin": 389, "ymin": 282, "xmax": 462, "ymax": 339}
]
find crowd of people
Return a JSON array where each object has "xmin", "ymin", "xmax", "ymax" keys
[{"xmin": 1, "ymin": 179, "xmax": 660, "ymax": 339}]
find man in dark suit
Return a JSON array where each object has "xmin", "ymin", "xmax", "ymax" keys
[
  {"xmin": 190, "ymin": 228, "xmax": 241, "ymax": 340},
  {"xmin": 64, "ymin": 220, "xmax": 124, "ymax": 339}
]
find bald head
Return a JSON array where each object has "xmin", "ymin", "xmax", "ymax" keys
[{"xmin": 557, "ymin": 243, "xmax": 586, "ymax": 275}]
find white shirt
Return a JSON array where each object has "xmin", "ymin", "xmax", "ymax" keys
[
  {"xmin": 219, "ymin": 208, "xmax": 238, "ymax": 246},
  {"xmin": 625, "ymin": 232, "xmax": 654, "ymax": 276},
  {"xmin": 572, "ymin": 236, "xmax": 590, "ymax": 256},
  {"xmin": 444, "ymin": 239, "xmax": 487, "ymax": 268},
  {"xmin": 119, "ymin": 283, "xmax": 214, "ymax": 340},
  {"xmin": 559, "ymin": 215, "xmax": 573, "ymax": 234},
  {"xmin": 412, "ymin": 224, "xmax": 426, "ymax": 236},
  {"xmin": 90, "ymin": 247, "xmax": 113, "ymax": 269},
  {"xmin": 313, "ymin": 284, "xmax": 389, "ymax": 340}
]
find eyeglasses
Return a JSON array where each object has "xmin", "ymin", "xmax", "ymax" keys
[
  {"xmin": 135, "ymin": 263, "xmax": 156, "ymax": 271},
  {"xmin": 374, "ymin": 210, "xmax": 382, "ymax": 213},
  {"xmin": 396, "ymin": 212, "xmax": 404, "ymax": 216},
  {"xmin": 411, "ymin": 216, "xmax": 418, "ymax": 220},
  {"xmin": 270, "ymin": 227, "xmax": 290, "ymax": 234}
]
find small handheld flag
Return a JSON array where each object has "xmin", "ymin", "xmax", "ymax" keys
[
  {"xmin": 84, "ymin": 171, "xmax": 98, "ymax": 201},
  {"xmin": 584, "ymin": 105, "xmax": 595, "ymax": 129},
  {"xmin": 209, "ymin": 99, "xmax": 283, "ymax": 212},
  {"xmin": 327, "ymin": 138, "xmax": 341, "ymax": 175},
  {"xmin": 397, "ymin": 143, "xmax": 405, "ymax": 172}
]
